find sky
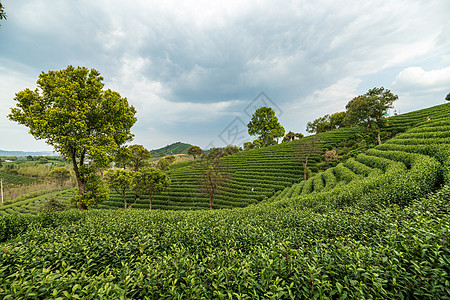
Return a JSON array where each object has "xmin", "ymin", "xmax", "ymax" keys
[{"xmin": 0, "ymin": 0, "xmax": 449, "ymax": 152}]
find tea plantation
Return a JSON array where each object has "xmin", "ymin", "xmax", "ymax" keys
[{"xmin": 0, "ymin": 103, "xmax": 449, "ymax": 298}]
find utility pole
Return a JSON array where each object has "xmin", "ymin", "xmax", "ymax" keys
[{"xmin": 1, "ymin": 178, "xmax": 3, "ymax": 203}]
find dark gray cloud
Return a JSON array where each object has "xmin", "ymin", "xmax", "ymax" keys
[{"xmin": 1, "ymin": 0, "xmax": 449, "ymax": 151}]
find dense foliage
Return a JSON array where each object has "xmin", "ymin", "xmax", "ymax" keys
[
  {"xmin": 8, "ymin": 66, "xmax": 137, "ymax": 208},
  {"xmin": 0, "ymin": 103, "xmax": 449, "ymax": 298},
  {"xmin": 247, "ymin": 106, "xmax": 285, "ymax": 147}
]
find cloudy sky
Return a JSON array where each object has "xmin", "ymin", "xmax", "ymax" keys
[{"xmin": 1, "ymin": 0, "xmax": 449, "ymax": 152}]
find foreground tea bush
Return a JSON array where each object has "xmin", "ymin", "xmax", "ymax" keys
[{"xmin": 1, "ymin": 185, "xmax": 449, "ymax": 299}]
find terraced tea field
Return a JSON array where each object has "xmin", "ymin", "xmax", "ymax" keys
[{"xmin": 0, "ymin": 103, "xmax": 449, "ymax": 298}]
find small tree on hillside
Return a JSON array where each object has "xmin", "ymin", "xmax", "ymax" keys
[
  {"xmin": 446, "ymin": 92, "xmax": 450, "ymax": 101},
  {"xmin": 306, "ymin": 115, "xmax": 331, "ymax": 134},
  {"xmin": 345, "ymin": 87, "xmax": 398, "ymax": 145},
  {"xmin": 188, "ymin": 146, "xmax": 203, "ymax": 159},
  {"xmin": 293, "ymin": 137, "xmax": 319, "ymax": 181},
  {"xmin": 197, "ymin": 148, "xmax": 232, "ymax": 210},
  {"xmin": 156, "ymin": 157, "xmax": 170, "ymax": 171},
  {"xmin": 247, "ymin": 107, "xmax": 285, "ymax": 147},
  {"xmin": 128, "ymin": 144, "xmax": 151, "ymax": 171},
  {"xmin": 105, "ymin": 169, "xmax": 133, "ymax": 209},
  {"xmin": 47, "ymin": 167, "xmax": 72, "ymax": 190},
  {"xmin": 243, "ymin": 142, "xmax": 254, "ymax": 150},
  {"xmin": 114, "ymin": 146, "xmax": 132, "ymax": 169},
  {"xmin": 132, "ymin": 167, "xmax": 170, "ymax": 210},
  {"xmin": 329, "ymin": 112, "xmax": 347, "ymax": 130}
]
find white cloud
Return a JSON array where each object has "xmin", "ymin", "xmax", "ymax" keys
[{"xmin": 393, "ymin": 66, "xmax": 450, "ymax": 93}]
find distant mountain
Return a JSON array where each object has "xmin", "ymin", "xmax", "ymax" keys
[
  {"xmin": 150, "ymin": 142, "xmax": 192, "ymax": 158},
  {"xmin": 0, "ymin": 150, "xmax": 56, "ymax": 156}
]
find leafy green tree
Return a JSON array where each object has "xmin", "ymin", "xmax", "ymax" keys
[
  {"xmin": 252, "ymin": 138, "xmax": 263, "ymax": 149},
  {"xmin": 306, "ymin": 115, "xmax": 331, "ymax": 134},
  {"xmin": 156, "ymin": 158, "xmax": 170, "ymax": 171},
  {"xmin": 197, "ymin": 148, "xmax": 231, "ymax": 210},
  {"xmin": 26, "ymin": 155, "xmax": 33, "ymax": 161},
  {"xmin": 188, "ymin": 146, "xmax": 203, "ymax": 159},
  {"xmin": 114, "ymin": 146, "xmax": 132, "ymax": 169},
  {"xmin": 132, "ymin": 167, "xmax": 170, "ymax": 210},
  {"xmin": 105, "ymin": 169, "xmax": 133, "ymax": 209},
  {"xmin": 70, "ymin": 165, "xmax": 109, "ymax": 209},
  {"xmin": 247, "ymin": 107, "xmax": 285, "ymax": 147},
  {"xmin": 47, "ymin": 167, "xmax": 71, "ymax": 190},
  {"xmin": 128, "ymin": 145, "xmax": 151, "ymax": 171},
  {"xmin": 282, "ymin": 131, "xmax": 303, "ymax": 142},
  {"xmin": 446, "ymin": 92, "xmax": 450, "ymax": 101},
  {"xmin": 165, "ymin": 155, "xmax": 176, "ymax": 164},
  {"xmin": 345, "ymin": 87, "xmax": 398, "ymax": 145},
  {"xmin": 243, "ymin": 142, "xmax": 254, "ymax": 150},
  {"xmin": 8, "ymin": 65, "xmax": 136, "ymax": 209},
  {"xmin": 329, "ymin": 112, "xmax": 347, "ymax": 129}
]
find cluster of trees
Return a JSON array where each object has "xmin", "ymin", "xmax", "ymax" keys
[
  {"xmin": 105, "ymin": 167, "xmax": 170, "ymax": 210},
  {"xmin": 8, "ymin": 66, "xmax": 153, "ymax": 210},
  {"xmin": 306, "ymin": 112, "xmax": 347, "ymax": 134},
  {"xmin": 307, "ymin": 87, "xmax": 398, "ymax": 145}
]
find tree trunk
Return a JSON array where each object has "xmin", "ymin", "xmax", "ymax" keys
[
  {"xmin": 70, "ymin": 147, "xmax": 86, "ymax": 197},
  {"xmin": 303, "ymin": 154, "xmax": 310, "ymax": 181},
  {"xmin": 149, "ymin": 194, "xmax": 152, "ymax": 210},
  {"xmin": 377, "ymin": 127, "xmax": 382, "ymax": 145},
  {"xmin": 210, "ymin": 194, "xmax": 214, "ymax": 210},
  {"xmin": 123, "ymin": 194, "xmax": 127, "ymax": 209}
]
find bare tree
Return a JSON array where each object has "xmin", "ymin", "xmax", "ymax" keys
[
  {"xmin": 196, "ymin": 149, "xmax": 232, "ymax": 210},
  {"xmin": 293, "ymin": 137, "xmax": 320, "ymax": 181}
]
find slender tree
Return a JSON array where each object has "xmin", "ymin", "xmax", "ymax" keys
[
  {"xmin": 293, "ymin": 137, "xmax": 319, "ymax": 181},
  {"xmin": 132, "ymin": 167, "xmax": 170, "ymax": 210},
  {"xmin": 197, "ymin": 148, "xmax": 232, "ymax": 210},
  {"xmin": 8, "ymin": 65, "xmax": 136, "ymax": 209},
  {"xmin": 105, "ymin": 169, "xmax": 134, "ymax": 209}
]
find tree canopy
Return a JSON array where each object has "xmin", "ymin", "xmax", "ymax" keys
[
  {"xmin": 306, "ymin": 112, "xmax": 347, "ymax": 134},
  {"xmin": 187, "ymin": 146, "xmax": 203, "ymax": 159},
  {"xmin": 8, "ymin": 65, "xmax": 137, "ymax": 208},
  {"xmin": 105, "ymin": 169, "xmax": 133, "ymax": 209},
  {"xmin": 47, "ymin": 167, "xmax": 71, "ymax": 190},
  {"xmin": 247, "ymin": 107, "xmax": 285, "ymax": 147},
  {"xmin": 132, "ymin": 167, "xmax": 170, "ymax": 210},
  {"xmin": 128, "ymin": 144, "xmax": 151, "ymax": 171},
  {"xmin": 345, "ymin": 87, "xmax": 398, "ymax": 145},
  {"xmin": 446, "ymin": 92, "xmax": 450, "ymax": 101}
]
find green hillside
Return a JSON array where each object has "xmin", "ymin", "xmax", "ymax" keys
[
  {"xmin": 150, "ymin": 142, "xmax": 192, "ymax": 158},
  {"xmin": 0, "ymin": 102, "xmax": 449, "ymax": 298}
]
